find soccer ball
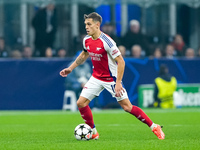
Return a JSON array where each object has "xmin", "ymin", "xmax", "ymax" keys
[{"xmin": 74, "ymin": 124, "xmax": 92, "ymax": 140}]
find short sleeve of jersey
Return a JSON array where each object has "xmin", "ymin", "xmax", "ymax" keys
[{"xmin": 103, "ymin": 36, "xmax": 121, "ymax": 59}]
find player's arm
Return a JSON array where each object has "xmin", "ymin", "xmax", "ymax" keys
[
  {"xmin": 114, "ymin": 55, "xmax": 125, "ymax": 97},
  {"xmin": 60, "ymin": 51, "xmax": 89, "ymax": 77}
]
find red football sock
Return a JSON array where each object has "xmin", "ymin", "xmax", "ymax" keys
[
  {"xmin": 78, "ymin": 105, "xmax": 95, "ymax": 128},
  {"xmin": 130, "ymin": 105, "xmax": 153, "ymax": 127}
]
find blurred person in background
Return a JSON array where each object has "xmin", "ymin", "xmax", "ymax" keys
[
  {"xmin": 32, "ymin": 2, "xmax": 57, "ymax": 57},
  {"xmin": 153, "ymin": 47, "xmax": 163, "ymax": 58},
  {"xmin": 101, "ymin": 22, "xmax": 121, "ymax": 46},
  {"xmin": 45, "ymin": 47, "xmax": 54, "ymax": 58},
  {"xmin": 131, "ymin": 45, "xmax": 143, "ymax": 58},
  {"xmin": 122, "ymin": 20, "xmax": 150, "ymax": 56},
  {"xmin": 198, "ymin": 47, "xmax": 200, "ymax": 57},
  {"xmin": 118, "ymin": 45, "xmax": 126, "ymax": 57},
  {"xmin": 0, "ymin": 37, "xmax": 10, "ymax": 58},
  {"xmin": 171, "ymin": 34, "xmax": 187, "ymax": 56},
  {"xmin": 153, "ymin": 64, "xmax": 177, "ymax": 109},
  {"xmin": 57, "ymin": 48, "xmax": 67, "ymax": 58},
  {"xmin": 10, "ymin": 49, "xmax": 22, "ymax": 59},
  {"xmin": 165, "ymin": 44, "xmax": 176, "ymax": 59},
  {"xmin": 22, "ymin": 46, "xmax": 33, "ymax": 59},
  {"xmin": 65, "ymin": 51, "xmax": 91, "ymax": 100},
  {"xmin": 185, "ymin": 48, "xmax": 195, "ymax": 59},
  {"xmin": 73, "ymin": 34, "xmax": 87, "ymax": 56}
]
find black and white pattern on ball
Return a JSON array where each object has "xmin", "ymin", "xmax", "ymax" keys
[{"xmin": 74, "ymin": 124, "xmax": 92, "ymax": 140}]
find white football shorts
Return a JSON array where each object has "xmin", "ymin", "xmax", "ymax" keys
[{"xmin": 80, "ymin": 76, "xmax": 128, "ymax": 101}]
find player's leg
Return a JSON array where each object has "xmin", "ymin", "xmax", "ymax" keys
[
  {"xmin": 77, "ymin": 96, "xmax": 99, "ymax": 139},
  {"xmin": 118, "ymin": 98, "xmax": 153, "ymax": 127},
  {"xmin": 78, "ymin": 76, "xmax": 104, "ymax": 139},
  {"xmin": 77, "ymin": 96, "xmax": 94, "ymax": 127},
  {"xmin": 118, "ymin": 98, "xmax": 165, "ymax": 140},
  {"xmin": 103, "ymin": 81, "xmax": 165, "ymax": 139},
  {"xmin": 104, "ymin": 81, "xmax": 153, "ymax": 126}
]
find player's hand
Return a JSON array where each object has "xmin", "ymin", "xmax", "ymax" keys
[
  {"xmin": 115, "ymin": 82, "xmax": 125, "ymax": 97},
  {"xmin": 59, "ymin": 68, "xmax": 72, "ymax": 77}
]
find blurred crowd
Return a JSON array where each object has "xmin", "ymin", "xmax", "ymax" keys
[
  {"xmin": 0, "ymin": 3, "xmax": 67, "ymax": 59},
  {"xmin": 102, "ymin": 20, "xmax": 200, "ymax": 59},
  {"xmin": 0, "ymin": 3, "xmax": 200, "ymax": 59},
  {"xmin": 0, "ymin": 36, "xmax": 67, "ymax": 59}
]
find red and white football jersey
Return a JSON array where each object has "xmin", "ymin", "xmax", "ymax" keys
[{"xmin": 83, "ymin": 32, "xmax": 121, "ymax": 82}]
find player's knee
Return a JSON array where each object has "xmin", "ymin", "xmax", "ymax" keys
[
  {"xmin": 77, "ymin": 100, "xmax": 84, "ymax": 108},
  {"xmin": 122, "ymin": 105, "xmax": 132, "ymax": 113},
  {"xmin": 77, "ymin": 100, "xmax": 87, "ymax": 108}
]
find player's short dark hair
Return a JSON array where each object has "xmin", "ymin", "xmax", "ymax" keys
[{"xmin": 84, "ymin": 12, "xmax": 102, "ymax": 24}]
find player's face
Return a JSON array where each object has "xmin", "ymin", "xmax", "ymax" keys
[{"xmin": 84, "ymin": 18, "xmax": 99, "ymax": 36}]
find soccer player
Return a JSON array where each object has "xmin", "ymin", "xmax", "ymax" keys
[{"xmin": 60, "ymin": 12, "xmax": 165, "ymax": 140}]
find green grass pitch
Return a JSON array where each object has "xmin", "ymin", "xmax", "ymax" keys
[{"xmin": 0, "ymin": 108, "xmax": 200, "ymax": 150}]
